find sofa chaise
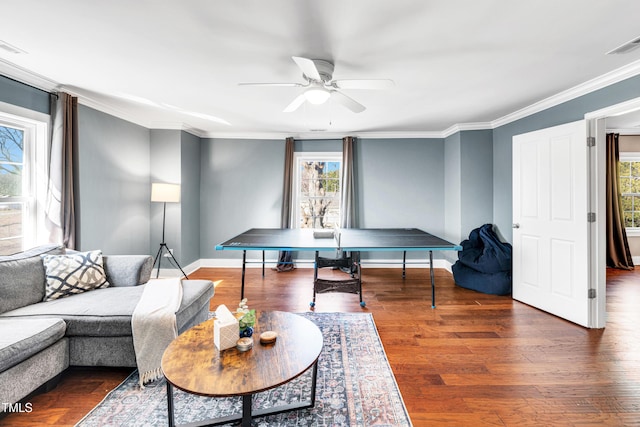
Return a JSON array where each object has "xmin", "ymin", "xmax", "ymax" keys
[{"xmin": 0, "ymin": 244, "xmax": 214, "ymax": 411}]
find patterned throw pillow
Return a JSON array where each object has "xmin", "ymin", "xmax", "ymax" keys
[{"xmin": 41, "ymin": 250, "xmax": 110, "ymax": 301}]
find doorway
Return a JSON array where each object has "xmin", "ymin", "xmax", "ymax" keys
[{"xmin": 586, "ymin": 97, "xmax": 640, "ymax": 328}]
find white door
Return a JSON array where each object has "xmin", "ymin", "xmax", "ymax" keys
[{"xmin": 512, "ymin": 120, "xmax": 591, "ymax": 327}]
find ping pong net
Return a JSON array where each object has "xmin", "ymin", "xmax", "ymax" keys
[{"xmin": 312, "ymin": 226, "xmax": 342, "ymax": 250}]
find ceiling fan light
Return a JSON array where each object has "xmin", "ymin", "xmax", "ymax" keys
[{"xmin": 304, "ymin": 87, "xmax": 331, "ymax": 104}]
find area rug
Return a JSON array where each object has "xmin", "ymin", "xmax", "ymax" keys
[{"xmin": 76, "ymin": 312, "xmax": 412, "ymax": 426}]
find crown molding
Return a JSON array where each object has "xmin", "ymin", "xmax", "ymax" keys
[
  {"xmin": 3, "ymin": 57, "xmax": 640, "ymax": 139},
  {"xmin": 491, "ymin": 59, "xmax": 640, "ymax": 128},
  {"xmin": 201, "ymin": 130, "xmax": 447, "ymax": 140},
  {"xmin": 0, "ymin": 57, "xmax": 59, "ymax": 92}
]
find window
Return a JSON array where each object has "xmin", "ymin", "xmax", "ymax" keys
[
  {"xmin": 619, "ymin": 153, "xmax": 640, "ymax": 235},
  {"xmin": 0, "ymin": 110, "xmax": 45, "ymax": 255},
  {"xmin": 293, "ymin": 153, "xmax": 341, "ymax": 229}
]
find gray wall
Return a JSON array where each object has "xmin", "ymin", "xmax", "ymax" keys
[
  {"xmin": 443, "ymin": 130, "xmax": 493, "ymax": 263},
  {"xmin": 150, "ymin": 129, "xmax": 182, "ymax": 267},
  {"xmin": 180, "ymin": 131, "xmax": 201, "ymax": 265},
  {"xmin": 149, "ymin": 129, "xmax": 202, "ymax": 268},
  {"xmin": 444, "ymin": 133, "xmax": 461, "ymax": 245},
  {"xmin": 493, "ymin": 74, "xmax": 640, "ymax": 243},
  {"xmin": 460, "ymin": 130, "xmax": 493, "ymax": 235},
  {"xmin": 77, "ymin": 105, "xmax": 151, "ymax": 254},
  {"xmin": 0, "ymin": 75, "xmax": 49, "ymax": 114},
  {"xmin": 200, "ymin": 138, "xmax": 285, "ymax": 259},
  {"xmin": 357, "ymin": 138, "xmax": 445, "ymax": 260},
  {"xmin": 199, "ymin": 137, "xmax": 446, "ymax": 262},
  {"xmin": 6, "ymin": 71, "xmax": 640, "ymax": 263}
]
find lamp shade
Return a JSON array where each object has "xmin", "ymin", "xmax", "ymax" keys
[{"xmin": 151, "ymin": 183, "xmax": 180, "ymax": 203}]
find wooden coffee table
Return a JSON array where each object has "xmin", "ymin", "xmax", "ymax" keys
[{"xmin": 161, "ymin": 311, "xmax": 323, "ymax": 427}]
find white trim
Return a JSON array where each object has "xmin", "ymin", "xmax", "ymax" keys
[
  {"xmin": 496, "ymin": 59, "xmax": 640, "ymax": 128},
  {"xmin": 607, "ymin": 128, "xmax": 640, "ymax": 135},
  {"xmin": 0, "ymin": 58, "xmax": 59, "ymax": 92},
  {"xmin": 618, "ymin": 153, "xmax": 640, "ymax": 235},
  {"xmin": 0, "ymin": 107, "xmax": 48, "ymax": 250},
  {"xmin": 586, "ymin": 97, "xmax": 640, "ymax": 121},
  {"xmin": 154, "ymin": 258, "xmax": 201, "ymax": 278},
  {"xmin": 292, "ymin": 152, "xmax": 342, "ymax": 229},
  {"xmin": 3, "ymin": 58, "xmax": 640, "ymax": 139},
  {"xmin": 625, "ymin": 228, "xmax": 640, "ymax": 237},
  {"xmin": 619, "ymin": 152, "xmax": 640, "ymax": 162},
  {"xmin": 633, "ymin": 255, "xmax": 640, "ymax": 265}
]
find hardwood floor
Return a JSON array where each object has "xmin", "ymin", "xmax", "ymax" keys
[{"xmin": 3, "ymin": 266, "xmax": 639, "ymax": 426}]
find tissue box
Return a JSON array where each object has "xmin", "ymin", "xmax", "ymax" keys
[{"xmin": 214, "ymin": 304, "xmax": 239, "ymax": 351}]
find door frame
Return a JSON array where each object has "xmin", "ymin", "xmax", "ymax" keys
[{"xmin": 585, "ymin": 97, "xmax": 640, "ymax": 328}]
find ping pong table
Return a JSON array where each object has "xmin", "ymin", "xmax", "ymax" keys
[{"xmin": 215, "ymin": 228, "xmax": 462, "ymax": 308}]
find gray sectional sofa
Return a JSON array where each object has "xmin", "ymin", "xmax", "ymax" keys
[{"xmin": 0, "ymin": 244, "xmax": 214, "ymax": 411}]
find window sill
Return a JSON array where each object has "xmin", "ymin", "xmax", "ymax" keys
[{"xmin": 625, "ymin": 228, "xmax": 640, "ymax": 237}]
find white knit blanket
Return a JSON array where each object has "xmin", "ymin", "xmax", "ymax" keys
[{"xmin": 131, "ymin": 278, "xmax": 183, "ymax": 387}]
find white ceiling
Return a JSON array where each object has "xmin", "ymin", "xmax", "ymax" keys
[{"xmin": 2, "ymin": 0, "xmax": 640, "ymax": 138}]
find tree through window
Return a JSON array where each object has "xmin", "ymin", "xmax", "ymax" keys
[
  {"xmin": 619, "ymin": 155, "xmax": 640, "ymax": 229},
  {"xmin": 294, "ymin": 153, "xmax": 341, "ymax": 229},
  {"xmin": 0, "ymin": 125, "xmax": 26, "ymax": 254}
]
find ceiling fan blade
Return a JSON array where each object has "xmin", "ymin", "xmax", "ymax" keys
[
  {"xmin": 332, "ymin": 79, "xmax": 395, "ymax": 90},
  {"xmin": 238, "ymin": 82, "xmax": 304, "ymax": 87},
  {"xmin": 283, "ymin": 94, "xmax": 307, "ymax": 113},
  {"xmin": 331, "ymin": 91, "xmax": 366, "ymax": 113},
  {"xmin": 292, "ymin": 56, "xmax": 322, "ymax": 81}
]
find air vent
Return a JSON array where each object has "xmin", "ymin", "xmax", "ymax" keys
[
  {"xmin": 0, "ymin": 40, "xmax": 26, "ymax": 54},
  {"xmin": 607, "ymin": 36, "xmax": 640, "ymax": 55}
]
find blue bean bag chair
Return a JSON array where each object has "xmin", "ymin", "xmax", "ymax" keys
[{"xmin": 452, "ymin": 224, "xmax": 512, "ymax": 295}]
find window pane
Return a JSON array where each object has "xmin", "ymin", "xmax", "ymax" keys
[
  {"xmin": 620, "ymin": 177, "xmax": 631, "ymax": 194},
  {"xmin": 0, "ymin": 203, "xmax": 23, "ymax": 255},
  {"xmin": 632, "ymin": 161, "xmax": 640, "ymax": 177},
  {"xmin": 0, "ymin": 126, "xmax": 24, "ymax": 163},
  {"xmin": 621, "ymin": 195, "xmax": 633, "ymax": 211},
  {"xmin": 0, "ymin": 165, "xmax": 23, "ymax": 197},
  {"xmin": 619, "ymin": 161, "xmax": 630, "ymax": 177},
  {"xmin": 0, "ymin": 125, "xmax": 24, "ymax": 198},
  {"xmin": 624, "ymin": 211, "xmax": 634, "ymax": 228},
  {"xmin": 297, "ymin": 159, "xmax": 341, "ymax": 229}
]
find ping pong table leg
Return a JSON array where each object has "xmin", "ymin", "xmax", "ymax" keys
[
  {"xmin": 241, "ymin": 250, "xmax": 247, "ymax": 300},
  {"xmin": 262, "ymin": 250, "xmax": 265, "ymax": 277},
  {"xmin": 310, "ymin": 251, "xmax": 319, "ymax": 307},
  {"xmin": 402, "ymin": 251, "xmax": 406, "ymax": 279},
  {"xmin": 430, "ymin": 250, "xmax": 435, "ymax": 308}
]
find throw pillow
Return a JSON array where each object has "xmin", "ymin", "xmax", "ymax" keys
[{"xmin": 41, "ymin": 250, "xmax": 110, "ymax": 301}]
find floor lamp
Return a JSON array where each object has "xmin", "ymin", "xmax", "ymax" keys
[{"xmin": 151, "ymin": 183, "xmax": 188, "ymax": 279}]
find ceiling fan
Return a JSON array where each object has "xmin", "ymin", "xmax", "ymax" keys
[{"xmin": 239, "ymin": 56, "xmax": 394, "ymax": 114}]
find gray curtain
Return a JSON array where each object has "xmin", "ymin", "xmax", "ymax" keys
[
  {"xmin": 606, "ymin": 133, "xmax": 633, "ymax": 269},
  {"xmin": 340, "ymin": 136, "xmax": 357, "ymax": 228},
  {"xmin": 46, "ymin": 92, "xmax": 77, "ymax": 249},
  {"xmin": 339, "ymin": 137, "xmax": 358, "ymax": 265},
  {"xmin": 276, "ymin": 137, "xmax": 295, "ymax": 271}
]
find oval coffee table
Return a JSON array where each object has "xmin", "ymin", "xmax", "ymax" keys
[{"xmin": 161, "ymin": 311, "xmax": 323, "ymax": 427}]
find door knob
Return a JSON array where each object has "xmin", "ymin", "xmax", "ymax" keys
[{"xmin": 512, "ymin": 223, "xmax": 520, "ymax": 229}]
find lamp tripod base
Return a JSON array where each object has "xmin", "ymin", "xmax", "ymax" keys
[{"xmin": 153, "ymin": 243, "xmax": 188, "ymax": 279}]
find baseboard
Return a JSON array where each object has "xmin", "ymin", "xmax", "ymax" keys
[
  {"xmin": 154, "ymin": 259, "xmax": 202, "ymax": 278},
  {"xmin": 633, "ymin": 256, "xmax": 640, "ymax": 265}
]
